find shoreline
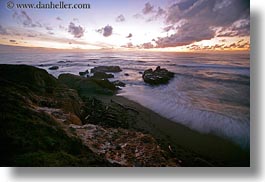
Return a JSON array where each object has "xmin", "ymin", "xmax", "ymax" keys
[{"xmin": 98, "ymin": 94, "xmax": 249, "ymax": 166}]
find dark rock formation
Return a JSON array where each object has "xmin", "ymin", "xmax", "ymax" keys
[
  {"xmin": 124, "ymin": 73, "xmax": 129, "ymax": 76},
  {"xmin": 48, "ymin": 66, "xmax": 59, "ymax": 70},
  {"xmin": 79, "ymin": 70, "xmax": 89, "ymax": 77},
  {"xmin": 0, "ymin": 64, "xmax": 110, "ymax": 167},
  {"xmin": 58, "ymin": 73, "xmax": 118, "ymax": 96},
  {"xmin": 91, "ymin": 66, "xmax": 122, "ymax": 73},
  {"xmin": 112, "ymin": 80, "xmax": 126, "ymax": 87},
  {"xmin": 142, "ymin": 66, "xmax": 174, "ymax": 85},
  {"xmin": 92, "ymin": 72, "xmax": 114, "ymax": 79}
]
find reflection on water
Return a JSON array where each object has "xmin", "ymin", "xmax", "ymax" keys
[{"xmin": 0, "ymin": 51, "xmax": 250, "ymax": 148}]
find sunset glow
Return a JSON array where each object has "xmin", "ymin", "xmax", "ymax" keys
[{"xmin": 0, "ymin": 0, "xmax": 250, "ymax": 52}]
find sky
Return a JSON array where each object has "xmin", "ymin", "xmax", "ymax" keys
[{"xmin": 0, "ymin": 0, "xmax": 250, "ymax": 52}]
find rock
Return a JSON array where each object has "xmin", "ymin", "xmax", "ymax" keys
[
  {"xmin": 92, "ymin": 72, "xmax": 114, "ymax": 79},
  {"xmin": 58, "ymin": 73, "xmax": 118, "ymax": 96},
  {"xmin": 48, "ymin": 66, "xmax": 59, "ymax": 70},
  {"xmin": 0, "ymin": 64, "xmax": 110, "ymax": 167},
  {"xmin": 124, "ymin": 73, "xmax": 129, "ymax": 76},
  {"xmin": 112, "ymin": 80, "xmax": 126, "ymax": 87},
  {"xmin": 91, "ymin": 66, "xmax": 122, "ymax": 73},
  {"xmin": 79, "ymin": 70, "xmax": 89, "ymax": 76},
  {"xmin": 142, "ymin": 66, "xmax": 174, "ymax": 85},
  {"xmin": 139, "ymin": 71, "xmax": 143, "ymax": 74},
  {"xmin": 67, "ymin": 113, "xmax": 82, "ymax": 125}
]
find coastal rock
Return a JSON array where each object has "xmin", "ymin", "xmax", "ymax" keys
[
  {"xmin": 79, "ymin": 70, "xmax": 89, "ymax": 77},
  {"xmin": 92, "ymin": 72, "xmax": 114, "ymax": 79},
  {"xmin": 58, "ymin": 73, "xmax": 118, "ymax": 96},
  {"xmin": 124, "ymin": 73, "xmax": 129, "ymax": 76},
  {"xmin": 0, "ymin": 64, "xmax": 110, "ymax": 166},
  {"xmin": 91, "ymin": 66, "xmax": 122, "ymax": 73},
  {"xmin": 142, "ymin": 66, "xmax": 174, "ymax": 85},
  {"xmin": 48, "ymin": 66, "xmax": 59, "ymax": 70},
  {"xmin": 112, "ymin": 80, "xmax": 126, "ymax": 87},
  {"xmin": 70, "ymin": 124, "xmax": 180, "ymax": 167}
]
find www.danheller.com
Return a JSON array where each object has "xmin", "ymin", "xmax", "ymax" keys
[{"xmin": 6, "ymin": 1, "xmax": 91, "ymax": 9}]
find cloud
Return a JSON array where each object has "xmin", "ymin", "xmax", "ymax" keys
[
  {"xmin": 126, "ymin": 33, "xmax": 132, "ymax": 38},
  {"xmin": 217, "ymin": 18, "xmax": 250, "ymax": 37},
  {"xmin": 133, "ymin": 13, "xmax": 144, "ymax": 19},
  {"xmin": 12, "ymin": 11, "xmax": 42, "ymax": 28},
  {"xmin": 142, "ymin": 2, "xmax": 154, "ymax": 14},
  {"xmin": 68, "ymin": 22, "xmax": 85, "ymax": 38},
  {"xmin": 116, "ymin": 14, "xmax": 125, "ymax": 22},
  {"xmin": 9, "ymin": 40, "xmax": 16, "ymax": 43},
  {"xmin": 153, "ymin": 0, "xmax": 250, "ymax": 48},
  {"xmin": 0, "ymin": 25, "xmax": 8, "ymax": 35},
  {"xmin": 156, "ymin": 22, "xmax": 215, "ymax": 48},
  {"xmin": 45, "ymin": 26, "xmax": 53, "ymax": 31},
  {"xmin": 56, "ymin": 17, "xmax": 62, "ymax": 21},
  {"xmin": 141, "ymin": 42, "xmax": 154, "ymax": 49},
  {"xmin": 96, "ymin": 25, "xmax": 113, "ymax": 37},
  {"xmin": 121, "ymin": 42, "xmax": 134, "ymax": 48}
]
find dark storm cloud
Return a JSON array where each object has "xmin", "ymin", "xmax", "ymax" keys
[
  {"xmin": 153, "ymin": 0, "xmax": 250, "ymax": 48},
  {"xmin": 116, "ymin": 14, "xmax": 126, "ymax": 22},
  {"xmin": 155, "ymin": 22, "xmax": 215, "ymax": 48},
  {"xmin": 68, "ymin": 22, "xmax": 85, "ymax": 38}
]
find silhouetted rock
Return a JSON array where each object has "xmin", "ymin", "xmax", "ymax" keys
[
  {"xmin": 124, "ymin": 73, "xmax": 129, "ymax": 76},
  {"xmin": 48, "ymin": 66, "xmax": 59, "ymax": 70},
  {"xmin": 79, "ymin": 70, "xmax": 89, "ymax": 77},
  {"xmin": 91, "ymin": 66, "xmax": 122, "ymax": 73},
  {"xmin": 92, "ymin": 72, "xmax": 114, "ymax": 79},
  {"xmin": 143, "ymin": 66, "xmax": 174, "ymax": 85},
  {"xmin": 0, "ymin": 64, "xmax": 110, "ymax": 167}
]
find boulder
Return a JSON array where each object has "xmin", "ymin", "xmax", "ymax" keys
[
  {"xmin": 124, "ymin": 73, "xmax": 129, "ymax": 76},
  {"xmin": 79, "ymin": 70, "xmax": 89, "ymax": 77},
  {"xmin": 142, "ymin": 66, "xmax": 174, "ymax": 85},
  {"xmin": 91, "ymin": 66, "xmax": 122, "ymax": 73},
  {"xmin": 92, "ymin": 72, "xmax": 114, "ymax": 79},
  {"xmin": 48, "ymin": 66, "xmax": 59, "ymax": 70}
]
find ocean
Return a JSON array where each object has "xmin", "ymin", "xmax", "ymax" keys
[{"xmin": 0, "ymin": 51, "xmax": 250, "ymax": 149}]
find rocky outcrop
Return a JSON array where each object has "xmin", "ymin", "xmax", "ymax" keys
[
  {"xmin": 91, "ymin": 66, "xmax": 122, "ymax": 73},
  {"xmin": 0, "ymin": 64, "xmax": 180, "ymax": 167},
  {"xmin": 92, "ymin": 72, "xmax": 114, "ymax": 79},
  {"xmin": 70, "ymin": 124, "xmax": 179, "ymax": 167},
  {"xmin": 112, "ymin": 80, "xmax": 126, "ymax": 87},
  {"xmin": 58, "ymin": 73, "xmax": 118, "ymax": 96},
  {"xmin": 143, "ymin": 66, "xmax": 174, "ymax": 85},
  {"xmin": 48, "ymin": 66, "xmax": 59, "ymax": 70},
  {"xmin": 0, "ymin": 64, "xmax": 110, "ymax": 166}
]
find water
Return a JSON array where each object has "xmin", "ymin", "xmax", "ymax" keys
[{"xmin": 0, "ymin": 51, "xmax": 250, "ymax": 148}]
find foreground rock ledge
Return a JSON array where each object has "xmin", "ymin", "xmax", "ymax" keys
[{"xmin": 143, "ymin": 66, "xmax": 174, "ymax": 85}]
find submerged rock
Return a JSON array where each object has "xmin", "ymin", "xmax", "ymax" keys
[
  {"xmin": 142, "ymin": 66, "xmax": 174, "ymax": 85},
  {"xmin": 48, "ymin": 66, "xmax": 59, "ymax": 70},
  {"xmin": 91, "ymin": 66, "xmax": 122, "ymax": 73}
]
